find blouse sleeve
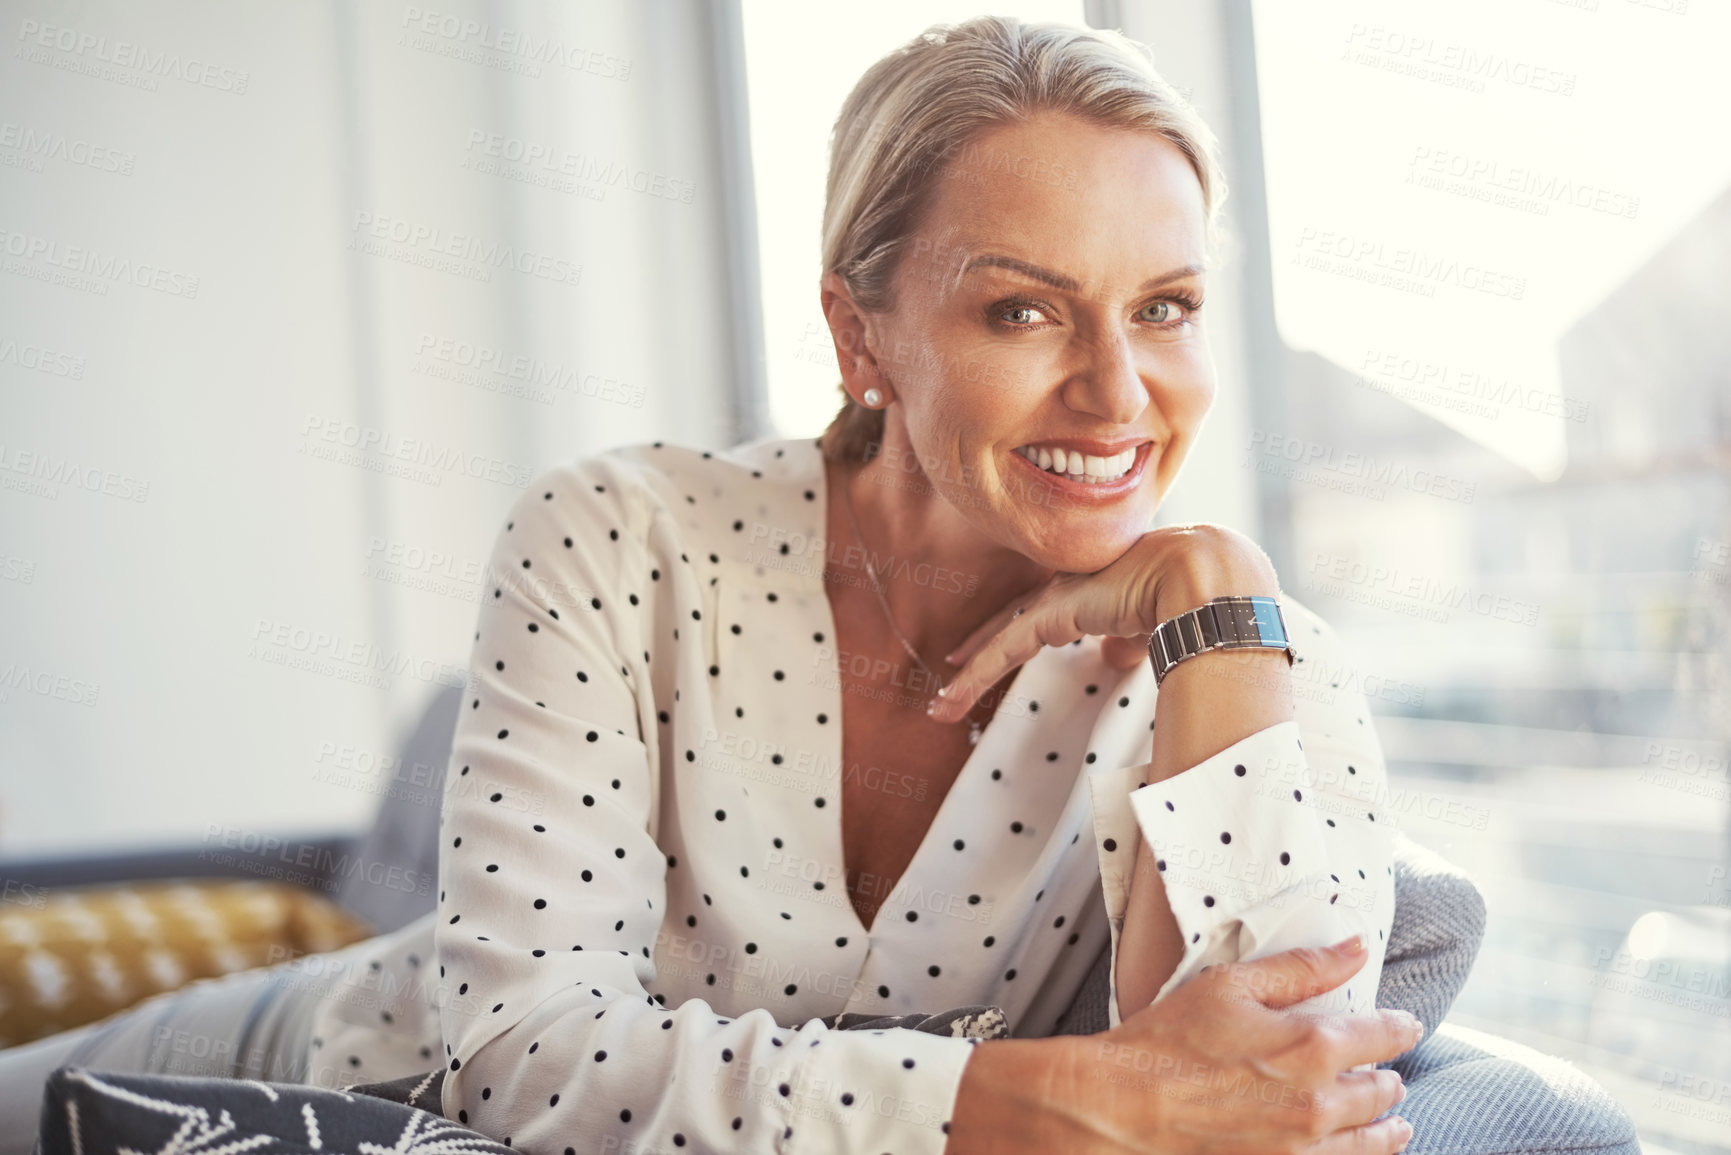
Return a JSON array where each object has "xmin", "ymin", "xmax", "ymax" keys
[
  {"xmin": 434, "ymin": 458, "xmax": 977, "ymax": 1155},
  {"xmin": 1085, "ymin": 602, "xmax": 1397, "ymax": 1030}
]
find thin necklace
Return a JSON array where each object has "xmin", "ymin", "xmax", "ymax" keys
[{"xmin": 840, "ymin": 464, "xmax": 985, "ymax": 746}]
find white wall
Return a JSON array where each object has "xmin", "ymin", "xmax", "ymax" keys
[{"xmin": 0, "ymin": 0, "xmax": 748, "ymax": 857}]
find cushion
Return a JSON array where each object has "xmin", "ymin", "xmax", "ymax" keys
[
  {"xmin": 348, "ymin": 1068, "xmax": 447, "ymax": 1109},
  {"xmin": 0, "ymin": 880, "xmax": 374, "ymax": 1047},
  {"xmin": 34, "ymin": 1067, "xmax": 510, "ymax": 1155},
  {"xmin": 818, "ymin": 1005, "xmax": 1009, "ymax": 1038},
  {"xmin": 1391, "ymin": 1024, "xmax": 1639, "ymax": 1155},
  {"xmin": 334, "ymin": 684, "xmax": 460, "ymax": 934}
]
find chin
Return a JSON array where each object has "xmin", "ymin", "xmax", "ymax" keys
[{"xmin": 999, "ymin": 502, "xmax": 1151, "ymax": 574}]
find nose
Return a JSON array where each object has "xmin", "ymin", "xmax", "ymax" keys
[{"xmin": 1060, "ymin": 326, "xmax": 1147, "ymax": 425}]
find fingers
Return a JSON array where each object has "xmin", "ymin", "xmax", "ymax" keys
[
  {"xmin": 1304, "ymin": 1111, "xmax": 1413, "ymax": 1155},
  {"xmin": 931, "ymin": 602, "xmax": 1083, "ymax": 721},
  {"xmin": 1310, "ymin": 1069, "xmax": 1407, "ymax": 1138},
  {"xmin": 1228, "ymin": 936, "xmax": 1371, "ymax": 1010},
  {"xmin": 1332, "ymin": 1010, "xmax": 1426, "ymax": 1070},
  {"xmin": 943, "ymin": 596, "xmax": 1036, "ymax": 669}
]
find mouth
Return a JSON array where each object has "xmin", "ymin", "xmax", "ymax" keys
[{"xmin": 1011, "ymin": 441, "xmax": 1150, "ymax": 489}]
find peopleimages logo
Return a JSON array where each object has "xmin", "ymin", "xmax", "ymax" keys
[
  {"xmin": 200, "ymin": 825, "xmax": 432, "ymax": 895},
  {"xmin": 399, "ymin": 7, "xmax": 631, "ymax": 80},
  {"xmin": 1245, "ymin": 430, "xmax": 1477, "ymax": 504},
  {"xmin": 0, "ymin": 442, "xmax": 149, "ymax": 502},
  {"xmin": 0, "ymin": 336, "xmax": 86, "ymax": 378},
  {"xmin": 745, "ymin": 522, "xmax": 980, "ymax": 597},
  {"xmin": 348, "ymin": 212, "xmax": 582, "ymax": 286},
  {"xmin": 0, "ymin": 121, "xmax": 135, "ymax": 175},
  {"xmin": 1406, "ymin": 146, "xmax": 1640, "ymax": 221},
  {"xmin": 0, "ymin": 226, "xmax": 200, "ymax": 298},
  {"xmin": 15, "ymin": 19, "xmax": 251, "ymax": 92},
  {"xmin": 1357, "ymin": 348, "xmax": 1589, "ymax": 424},
  {"xmin": 247, "ymin": 616, "xmax": 478, "ymax": 692},
  {"xmin": 1291, "ymin": 227, "xmax": 1526, "ymax": 300},
  {"xmin": 413, "ymin": 334, "xmax": 646, "ymax": 408},
  {"xmin": 1341, "ymin": 23, "xmax": 1576, "ymax": 96},
  {"xmin": 298, "ymin": 414, "xmax": 534, "ymax": 489},
  {"xmin": 0, "ymin": 659, "xmax": 100, "ymax": 707},
  {"xmin": 1304, "ymin": 552, "xmax": 1540, "ymax": 627},
  {"xmin": 463, "ymin": 131, "xmax": 695, "ymax": 204}
]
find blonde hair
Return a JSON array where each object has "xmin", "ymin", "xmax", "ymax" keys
[{"xmin": 818, "ymin": 15, "xmax": 1229, "ymax": 463}]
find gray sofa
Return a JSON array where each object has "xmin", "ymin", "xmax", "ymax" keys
[
  {"xmin": 7, "ymin": 685, "xmax": 1641, "ymax": 1153},
  {"xmin": 348, "ymin": 688, "xmax": 1640, "ymax": 1154}
]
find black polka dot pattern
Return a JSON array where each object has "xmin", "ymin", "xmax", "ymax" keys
[
  {"xmin": 1085, "ymin": 605, "xmax": 1397, "ymax": 1027},
  {"xmin": 317, "ymin": 441, "xmax": 1392, "ymax": 1145}
]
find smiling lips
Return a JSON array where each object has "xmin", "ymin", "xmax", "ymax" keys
[{"xmin": 1013, "ymin": 443, "xmax": 1143, "ymax": 485}]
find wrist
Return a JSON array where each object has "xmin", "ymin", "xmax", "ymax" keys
[
  {"xmin": 1155, "ymin": 569, "xmax": 1278, "ymax": 629},
  {"xmin": 946, "ymin": 1037, "xmax": 1075, "ymax": 1155}
]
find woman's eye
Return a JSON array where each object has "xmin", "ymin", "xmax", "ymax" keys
[
  {"xmin": 1001, "ymin": 304, "xmax": 1046, "ymax": 326},
  {"xmin": 1140, "ymin": 301, "xmax": 1184, "ymax": 324}
]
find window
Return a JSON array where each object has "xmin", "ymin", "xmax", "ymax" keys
[{"xmin": 1253, "ymin": 2, "xmax": 1731, "ymax": 1149}]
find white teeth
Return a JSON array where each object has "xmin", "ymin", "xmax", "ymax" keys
[{"xmin": 1016, "ymin": 444, "xmax": 1141, "ymax": 483}]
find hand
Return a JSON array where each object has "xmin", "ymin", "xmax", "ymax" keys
[
  {"xmin": 929, "ymin": 524, "xmax": 1279, "ymax": 723},
  {"xmin": 946, "ymin": 936, "xmax": 1421, "ymax": 1155}
]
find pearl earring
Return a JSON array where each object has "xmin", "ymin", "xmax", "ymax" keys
[{"xmin": 862, "ymin": 387, "xmax": 884, "ymax": 408}]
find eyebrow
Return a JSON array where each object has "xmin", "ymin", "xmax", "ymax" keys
[{"xmin": 961, "ymin": 254, "xmax": 1207, "ymax": 294}]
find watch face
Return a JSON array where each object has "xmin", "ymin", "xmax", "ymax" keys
[
  {"xmin": 1216, "ymin": 598, "xmax": 1260, "ymax": 643},
  {"xmin": 1249, "ymin": 596, "xmax": 1288, "ymax": 646}
]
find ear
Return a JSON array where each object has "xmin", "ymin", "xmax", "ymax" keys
[{"xmin": 820, "ymin": 270, "xmax": 893, "ymax": 406}]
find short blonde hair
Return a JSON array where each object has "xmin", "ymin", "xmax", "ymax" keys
[{"xmin": 819, "ymin": 15, "xmax": 1228, "ymax": 462}]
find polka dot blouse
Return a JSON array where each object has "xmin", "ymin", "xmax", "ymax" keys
[{"xmin": 301, "ymin": 436, "xmax": 1395, "ymax": 1155}]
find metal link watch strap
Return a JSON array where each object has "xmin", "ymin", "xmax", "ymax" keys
[{"xmin": 1148, "ymin": 595, "xmax": 1296, "ymax": 685}]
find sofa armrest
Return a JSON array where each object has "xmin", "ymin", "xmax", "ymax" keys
[
  {"xmin": 0, "ymin": 834, "xmax": 360, "ymax": 896},
  {"xmin": 1379, "ymin": 829, "xmax": 1487, "ymax": 1049}
]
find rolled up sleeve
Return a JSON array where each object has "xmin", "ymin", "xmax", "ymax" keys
[{"xmin": 1088, "ymin": 622, "xmax": 1396, "ymax": 1029}]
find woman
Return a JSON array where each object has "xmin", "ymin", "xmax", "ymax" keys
[{"xmin": 0, "ymin": 16, "xmax": 1424, "ymax": 1155}]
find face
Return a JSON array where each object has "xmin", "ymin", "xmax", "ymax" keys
[{"xmin": 831, "ymin": 111, "xmax": 1217, "ymax": 574}]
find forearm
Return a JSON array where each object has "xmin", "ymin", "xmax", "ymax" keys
[
  {"xmin": 1146, "ymin": 544, "xmax": 1293, "ymax": 779},
  {"xmin": 1115, "ymin": 543, "xmax": 1295, "ymax": 1015},
  {"xmin": 945, "ymin": 1037, "xmax": 1074, "ymax": 1155},
  {"xmin": 1116, "ymin": 839, "xmax": 1181, "ymax": 1014}
]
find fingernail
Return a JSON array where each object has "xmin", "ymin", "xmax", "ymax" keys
[
  {"xmin": 1336, "ymin": 934, "xmax": 1365, "ymax": 954},
  {"xmin": 1396, "ymin": 1082, "xmax": 1408, "ymax": 1104},
  {"xmin": 935, "ymin": 684, "xmax": 948, "ymax": 697}
]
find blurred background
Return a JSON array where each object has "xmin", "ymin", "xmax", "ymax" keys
[{"xmin": 1, "ymin": 0, "xmax": 1726, "ymax": 1148}]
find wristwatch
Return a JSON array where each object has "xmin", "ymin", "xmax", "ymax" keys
[{"xmin": 1148, "ymin": 595, "xmax": 1296, "ymax": 686}]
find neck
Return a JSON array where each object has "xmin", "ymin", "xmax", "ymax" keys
[{"xmin": 829, "ymin": 426, "xmax": 1052, "ymax": 668}]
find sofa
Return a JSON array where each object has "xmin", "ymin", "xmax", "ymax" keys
[{"xmin": 6, "ymin": 684, "xmax": 1641, "ymax": 1153}]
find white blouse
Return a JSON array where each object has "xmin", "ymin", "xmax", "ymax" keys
[{"xmin": 301, "ymin": 436, "xmax": 1395, "ymax": 1155}]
